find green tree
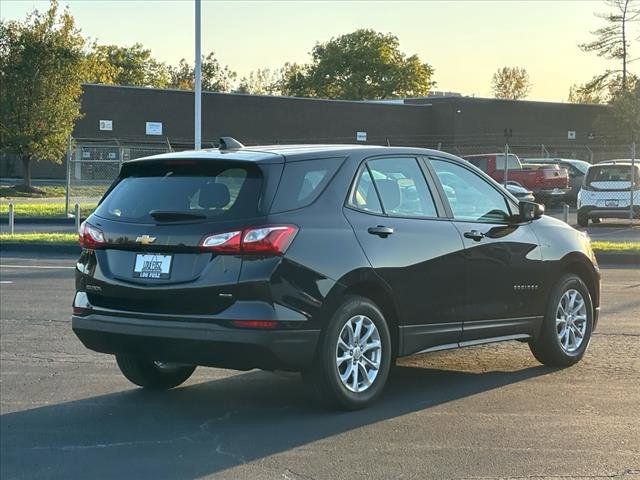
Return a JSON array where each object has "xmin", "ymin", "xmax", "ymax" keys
[
  {"xmin": 0, "ymin": 1, "xmax": 86, "ymax": 191},
  {"xmin": 85, "ymin": 43, "xmax": 171, "ymax": 88},
  {"xmin": 168, "ymin": 52, "xmax": 236, "ymax": 92},
  {"xmin": 579, "ymin": 0, "xmax": 639, "ymax": 92},
  {"xmin": 610, "ymin": 81, "xmax": 640, "ymax": 140},
  {"xmin": 491, "ymin": 67, "xmax": 531, "ymax": 100},
  {"xmin": 568, "ymin": 73, "xmax": 637, "ymax": 104},
  {"xmin": 235, "ymin": 68, "xmax": 281, "ymax": 95},
  {"xmin": 280, "ymin": 29, "xmax": 435, "ymax": 100}
]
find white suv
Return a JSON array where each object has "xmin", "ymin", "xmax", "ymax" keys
[{"xmin": 577, "ymin": 160, "xmax": 640, "ymax": 226}]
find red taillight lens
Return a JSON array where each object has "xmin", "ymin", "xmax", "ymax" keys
[
  {"xmin": 78, "ymin": 221, "xmax": 105, "ymax": 249},
  {"xmin": 231, "ymin": 320, "xmax": 278, "ymax": 329},
  {"xmin": 200, "ymin": 225, "xmax": 298, "ymax": 255}
]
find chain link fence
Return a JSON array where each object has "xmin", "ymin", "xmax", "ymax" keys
[
  {"xmin": 58, "ymin": 137, "xmax": 637, "ymax": 225},
  {"xmin": 65, "ymin": 139, "xmax": 172, "ymax": 215}
]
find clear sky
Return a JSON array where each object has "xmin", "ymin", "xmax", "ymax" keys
[{"xmin": 2, "ymin": 0, "xmax": 638, "ymax": 102}]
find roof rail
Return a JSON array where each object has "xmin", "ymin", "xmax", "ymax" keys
[{"xmin": 219, "ymin": 137, "xmax": 245, "ymax": 150}]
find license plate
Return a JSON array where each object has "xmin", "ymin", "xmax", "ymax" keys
[
  {"xmin": 605, "ymin": 199, "xmax": 619, "ymax": 207},
  {"xmin": 133, "ymin": 254, "xmax": 172, "ymax": 279}
]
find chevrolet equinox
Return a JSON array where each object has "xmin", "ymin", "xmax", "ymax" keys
[{"xmin": 72, "ymin": 141, "xmax": 600, "ymax": 410}]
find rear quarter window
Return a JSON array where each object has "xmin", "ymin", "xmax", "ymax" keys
[{"xmin": 270, "ymin": 158, "xmax": 343, "ymax": 213}]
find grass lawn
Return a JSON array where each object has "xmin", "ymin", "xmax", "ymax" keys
[
  {"xmin": 591, "ymin": 241, "xmax": 640, "ymax": 253},
  {"xmin": 0, "ymin": 233, "xmax": 77, "ymax": 244},
  {"xmin": 1, "ymin": 184, "xmax": 108, "ymax": 199},
  {"xmin": 0, "ymin": 202, "xmax": 96, "ymax": 218}
]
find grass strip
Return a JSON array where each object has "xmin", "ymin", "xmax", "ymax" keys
[
  {"xmin": 0, "ymin": 233, "xmax": 78, "ymax": 245},
  {"xmin": 0, "ymin": 203, "xmax": 96, "ymax": 218}
]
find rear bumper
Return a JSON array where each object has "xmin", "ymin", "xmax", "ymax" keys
[
  {"xmin": 578, "ymin": 206, "xmax": 640, "ymax": 219},
  {"xmin": 534, "ymin": 188, "xmax": 572, "ymax": 198},
  {"xmin": 72, "ymin": 313, "xmax": 320, "ymax": 371}
]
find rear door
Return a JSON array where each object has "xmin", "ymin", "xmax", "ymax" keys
[
  {"xmin": 82, "ymin": 159, "xmax": 282, "ymax": 316},
  {"xmin": 427, "ymin": 157, "xmax": 544, "ymax": 343},
  {"xmin": 343, "ymin": 156, "xmax": 466, "ymax": 354}
]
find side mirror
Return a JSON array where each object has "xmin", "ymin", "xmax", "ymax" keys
[{"xmin": 519, "ymin": 201, "xmax": 544, "ymax": 221}]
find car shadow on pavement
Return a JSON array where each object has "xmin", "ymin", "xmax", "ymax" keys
[{"xmin": 0, "ymin": 364, "xmax": 552, "ymax": 480}]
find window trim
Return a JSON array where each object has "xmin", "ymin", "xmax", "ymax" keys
[
  {"xmin": 425, "ymin": 156, "xmax": 518, "ymax": 225},
  {"xmin": 344, "ymin": 155, "xmax": 445, "ymax": 220}
]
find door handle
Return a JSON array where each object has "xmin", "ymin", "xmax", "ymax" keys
[
  {"xmin": 368, "ymin": 226, "xmax": 394, "ymax": 237},
  {"xmin": 464, "ymin": 229, "xmax": 485, "ymax": 241}
]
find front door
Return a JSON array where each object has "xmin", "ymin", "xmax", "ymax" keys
[
  {"xmin": 343, "ymin": 156, "xmax": 466, "ymax": 354},
  {"xmin": 428, "ymin": 158, "xmax": 544, "ymax": 343}
]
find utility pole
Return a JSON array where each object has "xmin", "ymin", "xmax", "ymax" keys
[
  {"xmin": 194, "ymin": 0, "xmax": 202, "ymax": 150},
  {"xmin": 631, "ymin": 140, "xmax": 636, "ymax": 224},
  {"xmin": 503, "ymin": 128, "xmax": 513, "ymax": 187}
]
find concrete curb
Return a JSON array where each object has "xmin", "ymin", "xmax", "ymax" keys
[
  {"xmin": 0, "ymin": 243, "xmax": 80, "ymax": 255},
  {"xmin": 1, "ymin": 242, "xmax": 638, "ymax": 265}
]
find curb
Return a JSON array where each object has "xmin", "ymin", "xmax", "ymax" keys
[
  {"xmin": 1, "ymin": 243, "xmax": 638, "ymax": 265},
  {"xmin": 0, "ymin": 243, "xmax": 80, "ymax": 255},
  {"xmin": 593, "ymin": 252, "xmax": 640, "ymax": 266}
]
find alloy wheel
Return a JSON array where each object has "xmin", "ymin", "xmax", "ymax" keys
[
  {"xmin": 556, "ymin": 289, "xmax": 588, "ymax": 354},
  {"xmin": 335, "ymin": 315, "xmax": 382, "ymax": 393}
]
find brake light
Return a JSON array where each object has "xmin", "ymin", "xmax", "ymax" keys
[
  {"xmin": 200, "ymin": 225, "xmax": 298, "ymax": 255},
  {"xmin": 78, "ymin": 221, "xmax": 105, "ymax": 249},
  {"xmin": 231, "ymin": 320, "xmax": 278, "ymax": 329}
]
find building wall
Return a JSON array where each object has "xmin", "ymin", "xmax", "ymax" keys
[{"xmin": 2, "ymin": 84, "xmax": 614, "ymax": 179}]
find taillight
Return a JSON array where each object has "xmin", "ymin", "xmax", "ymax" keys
[
  {"xmin": 200, "ymin": 225, "xmax": 298, "ymax": 255},
  {"xmin": 78, "ymin": 221, "xmax": 105, "ymax": 249}
]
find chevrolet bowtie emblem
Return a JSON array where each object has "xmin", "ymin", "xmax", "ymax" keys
[{"xmin": 136, "ymin": 235, "xmax": 156, "ymax": 244}]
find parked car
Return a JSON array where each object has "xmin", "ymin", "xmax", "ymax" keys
[
  {"xmin": 72, "ymin": 141, "xmax": 600, "ymax": 410},
  {"xmin": 464, "ymin": 153, "xmax": 570, "ymax": 203},
  {"xmin": 522, "ymin": 158, "xmax": 590, "ymax": 203},
  {"xmin": 505, "ymin": 180, "xmax": 535, "ymax": 202},
  {"xmin": 577, "ymin": 160, "xmax": 640, "ymax": 226}
]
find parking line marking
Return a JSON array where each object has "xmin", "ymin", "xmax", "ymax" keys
[
  {"xmin": 0, "ymin": 281, "xmax": 14, "ymax": 284},
  {"xmin": 0, "ymin": 265, "xmax": 75, "ymax": 269}
]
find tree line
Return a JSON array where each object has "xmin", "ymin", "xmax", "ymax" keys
[{"xmin": 0, "ymin": 0, "xmax": 638, "ymax": 191}]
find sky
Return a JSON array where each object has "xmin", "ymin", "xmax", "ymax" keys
[{"xmin": 2, "ymin": 0, "xmax": 638, "ymax": 102}]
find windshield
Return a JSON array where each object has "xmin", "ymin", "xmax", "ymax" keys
[
  {"xmin": 95, "ymin": 162, "xmax": 264, "ymax": 223},
  {"xmin": 586, "ymin": 165, "xmax": 639, "ymax": 185}
]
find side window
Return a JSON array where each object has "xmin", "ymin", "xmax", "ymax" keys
[
  {"xmin": 367, "ymin": 157, "xmax": 438, "ymax": 218},
  {"xmin": 470, "ymin": 158, "xmax": 488, "ymax": 172},
  {"xmin": 495, "ymin": 154, "xmax": 520, "ymax": 171},
  {"xmin": 431, "ymin": 159, "xmax": 512, "ymax": 223},
  {"xmin": 348, "ymin": 167, "xmax": 383, "ymax": 214},
  {"xmin": 271, "ymin": 158, "xmax": 342, "ymax": 213}
]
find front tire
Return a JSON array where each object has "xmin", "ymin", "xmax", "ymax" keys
[
  {"xmin": 529, "ymin": 274, "xmax": 593, "ymax": 367},
  {"xmin": 116, "ymin": 355, "xmax": 196, "ymax": 390},
  {"xmin": 304, "ymin": 295, "xmax": 392, "ymax": 410}
]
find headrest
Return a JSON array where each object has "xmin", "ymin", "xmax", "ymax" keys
[
  {"xmin": 375, "ymin": 179, "xmax": 400, "ymax": 211},
  {"xmin": 200, "ymin": 182, "xmax": 230, "ymax": 209}
]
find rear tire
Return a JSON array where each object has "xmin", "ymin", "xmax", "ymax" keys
[
  {"xmin": 116, "ymin": 355, "xmax": 196, "ymax": 390},
  {"xmin": 529, "ymin": 274, "xmax": 593, "ymax": 367},
  {"xmin": 304, "ymin": 295, "xmax": 392, "ymax": 410},
  {"xmin": 577, "ymin": 212, "xmax": 589, "ymax": 227}
]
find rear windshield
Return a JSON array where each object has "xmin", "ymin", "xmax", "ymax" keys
[
  {"xmin": 95, "ymin": 162, "xmax": 264, "ymax": 222},
  {"xmin": 586, "ymin": 165, "xmax": 639, "ymax": 184}
]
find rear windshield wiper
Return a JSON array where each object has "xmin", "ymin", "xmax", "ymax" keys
[{"xmin": 149, "ymin": 210, "xmax": 207, "ymax": 222}]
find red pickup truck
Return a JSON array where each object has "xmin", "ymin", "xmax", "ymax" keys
[{"xmin": 463, "ymin": 153, "xmax": 570, "ymax": 201}]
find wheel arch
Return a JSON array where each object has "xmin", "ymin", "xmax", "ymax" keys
[
  {"xmin": 560, "ymin": 253, "xmax": 600, "ymax": 309},
  {"xmin": 320, "ymin": 273, "xmax": 401, "ymax": 360}
]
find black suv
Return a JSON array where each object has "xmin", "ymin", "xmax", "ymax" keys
[{"xmin": 73, "ymin": 142, "xmax": 600, "ymax": 409}]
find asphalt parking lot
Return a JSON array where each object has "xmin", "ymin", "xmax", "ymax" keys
[{"xmin": 1, "ymin": 253, "xmax": 639, "ymax": 480}]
